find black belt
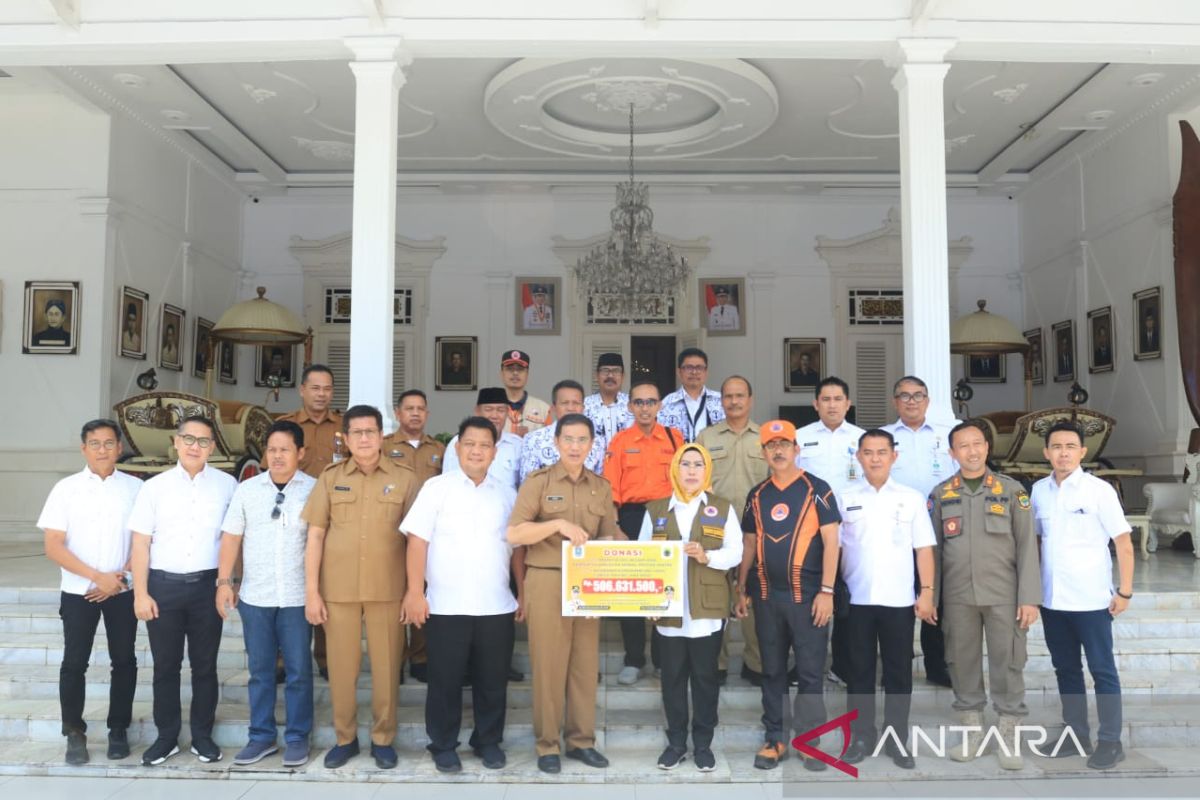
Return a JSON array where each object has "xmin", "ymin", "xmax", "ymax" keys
[{"xmin": 149, "ymin": 568, "xmax": 217, "ymax": 584}]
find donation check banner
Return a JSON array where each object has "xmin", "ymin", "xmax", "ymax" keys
[{"xmin": 561, "ymin": 541, "xmax": 686, "ymax": 617}]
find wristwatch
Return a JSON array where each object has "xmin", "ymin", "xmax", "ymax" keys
[{"xmin": 215, "ymin": 578, "xmax": 236, "ymax": 588}]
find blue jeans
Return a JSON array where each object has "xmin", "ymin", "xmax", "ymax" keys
[
  {"xmin": 238, "ymin": 602, "xmax": 313, "ymax": 744},
  {"xmin": 1041, "ymin": 607, "xmax": 1122, "ymax": 743}
]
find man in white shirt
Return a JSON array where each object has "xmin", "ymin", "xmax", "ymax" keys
[
  {"xmin": 658, "ymin": 347, "xmax": 725, "ymax": 442},
  {"xmin": 583, "ymin": 352, "xmax": 633, "ymax": 444},
  {"xmin": 836, "ymin": 429, "xmax": 936, "ymax": 769},
  {"xmin": 520, "ymin": 380, "xmax": 606, "ymax": 482},
  {"xmin": 1032, "ymin": 420, "xmax": 1134, "ymax": 771},
  {"xmin": 216, "ymin": 420, "xmax": 317, "ymax": 769},
  {"xmin": 795, "ymin": 376, "xmax": 867, "ymax": 687},
  {"xmin": 706, "ymin": 286, "xmax": 741, "ymax": 332},
  {"xmin": 881, "ymin": 375, "xmax": 957, "ymax": 688},
  {"xmin": 401, "ymin": 416, "xmax": 520, "ymax": 774},
  {"xmin": 443, "ymin": 387, "xmax": 523, "ymax": 490},
  {"xmin": 128, "ymin": 415, "xmax": 237, "ymax": 766},
  {"xmin": 38, "ymin": 419, "xmax": 143, "ymax": 766}
]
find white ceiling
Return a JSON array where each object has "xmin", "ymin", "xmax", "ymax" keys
[{"xmin": 44, "ymin": 56, "xmax": 1196, "ymax": 191}]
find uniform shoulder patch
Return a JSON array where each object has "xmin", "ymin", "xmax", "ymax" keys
[{"xmin": 1016, "ymin": 492, "xmax": 1031, "ymax": 511}]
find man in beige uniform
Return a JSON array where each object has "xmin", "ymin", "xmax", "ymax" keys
[
  {"xmin": 696, "ymin": 374, "xmax": 768, "ymax": 684},
  {"xmin": 930, "ymin": 420, "xmax": 1041, "ymax": 770},
  {"xmin": 381, "ymin": 388, "xmax": 445, "ymax": 682},
  {"xmin": 507, "ymin": 413, "xmax": 621, "ymax": 775},
  {"xmin": 302, "ymin": 405, "xmax": 418, "ymax": 770},
  {"xmin": 278, "ymin": 364, "xmax": 343, "ymax": 678}
]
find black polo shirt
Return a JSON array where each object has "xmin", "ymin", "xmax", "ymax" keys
[{"xmin": 742, "ymin": 471, "xmax": 840, "ymax": 602}]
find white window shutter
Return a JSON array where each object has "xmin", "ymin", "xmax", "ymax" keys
[
  {"xmin": 854, "ymin": 340, "xmax": 889, "ymax": 428},
  {"xmin": 325, "ymin": 338, "xmax": 351, "ymax": 412}
]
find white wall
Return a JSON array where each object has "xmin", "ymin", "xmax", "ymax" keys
[
  {"xmin": 243, "ymin": 190, "xmax": 1021, "ymax": 435},
  {"xmin": 1019, "ymin": 109, "xmax": 1190, "ymax": 473}
]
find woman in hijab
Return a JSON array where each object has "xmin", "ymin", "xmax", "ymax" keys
[{"xmin": 637, "ymin": 443, "xmax": 743, "ymax": 772}]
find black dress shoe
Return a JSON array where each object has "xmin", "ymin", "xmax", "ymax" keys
[
  {"xmin": 107, "ymin": 729, "xmax": 130, "ymax": 760},
  {"xmin": 537, "ymin": 754, "xmax": 561, "ymax": 774},
  {"xmin": 741, "ymin": 665, "xmax": 763, "ymax": 687},
  {"xmin": 410, "ymin": 662, "xmax": 429, "ymax": 683},
  {"xmin": 507, "ymin": 666, "xmax": 525, "ymax": 682},
  {"xmin": 886, "ymin": 741, "xmax": 915, "ymax": 769},
  {"xmin": 842, "ymin": 736, "xmax": 870, "ymax": 764},
  {"xmin": 925, "ymin": 673, "xmax": 953, "ymax": 688},
  {"xmin": 323, "ymin": 739, "xmax": 360, "ymax": 768},
  {"xmin": 565, "ymin": 747, "xmax": 610, "ymax": 768},
  {"xmin": 65, "ymin": 731, "xmax": 89, "ymax": 765},
  {"xmin": 432, "ymin": 749, "xmax": 462, "ymax": 773},
  {"xmin": 472, "ymin": 743, "xmax": 506, "ymax": 769},
  {"xmin": 1087, "ymin": 740, "xmax": 1125, "ymax": 770}
]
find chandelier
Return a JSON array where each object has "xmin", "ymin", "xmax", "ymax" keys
[{"xmin": 573, "ymin": 104, "xmax": 689, "ymax": 318}]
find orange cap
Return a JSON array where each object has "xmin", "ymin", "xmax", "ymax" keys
[{"xmin": 760, "ymin": 419, "xmax": 797, "ymax": 446}]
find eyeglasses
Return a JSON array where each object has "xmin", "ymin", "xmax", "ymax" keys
[
  {"xmin": 630, "ymin": 398, "xmax": 659, "ymax": 408},
  {"xmin": 85, "ymin": 440, "xmax": 119, "ymax": 451},
  {"xmin": 894, "ymin": 392, "xmax": 928, "ymax": 403},
  {"xmin": 177, "ymin": 434, "xmax": 214, "ymax": 448},
  {"xmin": 679, "ymin": 364, "xmax": 707, "ymax": 373},
  {"xmin": 346, "ymin": 428, "xmax": 380, "ymax": 439},
  {"xmin": 270, "ymin": 491, "xmax": 285, "ymax": 520},
  {"xmin": 763, "ymin": 440, "xmax": 794, "ymax": 452},
  {"xmin": 597, "ymin": 367, "xmax": 623, "ymax": 377}
]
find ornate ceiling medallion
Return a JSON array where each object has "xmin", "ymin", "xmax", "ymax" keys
[{"xmin": 484, "ymin": 58, "xmax": 778, "ymax": 160}]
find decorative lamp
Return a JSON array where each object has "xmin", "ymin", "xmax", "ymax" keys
[{"xmin": 950, "ymin": 299, "xmax": 1033, "ymax": 410}]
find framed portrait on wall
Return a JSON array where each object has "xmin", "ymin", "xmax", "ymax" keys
[
  {"xmin": 1133, "ymin": 286, "xmax": 1162, "ymax": 361},
  {"xmin": 158, "ymin": 303, "xmax": 185, "ymax": 372},
  {"xmin": 515, "ymin": 277, "xmax": 560, "ymax": 335},
  {"xmin": 699, "ymin": 278, "xmax": 745, "ymax": 336},
  {"xmin": 217, "ymin": 340, "xmax": 237, "ymax": 385},
  {"xmin": 1024, "ymin": 327, "xmax": 1045, "ymax": 385},
  {"xmin": 193, "ymin": 317, "xmax": 214, "ymax": 378},
  {"xmin": 784, "ymin": 337, "xmax": 825, "ymax": 392},
  {"xmin": 118, "ymin": 286, "xmax": 149, "ymax": 360},
  {"xmin": 1051, "ymin": 319, "xmax": 1075, "ymax": 383},
  {"xmin": 23, "ymin": 280, "xmax": 79, "ymax": 355},
  {"xmin": 435, "ymin": 336, "xmax": 477, "ymax": 391},
  {"xmin": 1087, "ymin": 306, "xmax": 1115, "ymax": 374},
  {"xmin": 964, "ymin": 352, "xmax": 1006, "ymax": 383},
  {"xmin": 255, "ymin": 344, "xmax": 296, "ymax": 387}
]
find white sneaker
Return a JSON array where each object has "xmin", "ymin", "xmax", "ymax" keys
[{"xmin": 617, "ymin": 665, "xmax": 641, "ymax": 685}]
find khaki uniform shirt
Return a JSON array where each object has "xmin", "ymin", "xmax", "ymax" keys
[
  {"xmin": 277, "ymin": 408, "xmax": 344, "ymax": 477},
  {"xmin": 301, "ymin": 457, "xmax": 418, "ymax": 603},
  {"xmin": 509, "ymin": 462, "xmax": 621, "ymax": 569},
  {"xmin": 930, "ymin": 470, "xmax": 1041, "ymax": 608},
  {"xmin": 696, "ymin": 420, "xmax": 768, "ymax": 515},
  {"xmin": 381, "ymin": 432, "xmax": 445, "ymax": 486}
]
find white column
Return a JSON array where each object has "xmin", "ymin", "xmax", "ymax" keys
[
  {"xmin": 346, "ymin": 37, "xmax": 409, "ymax": 430},
  {"xmin": 893, "ymin": 39, "xmax": 955, "ymax": 425}
]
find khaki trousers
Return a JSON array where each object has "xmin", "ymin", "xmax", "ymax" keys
[
  {"xmin": 324, "ymin": 600, "xmax": 404, "ymax": 745},
  {"xmin": 943, "ymin": 602, "xmax": 1029, "ymax": 717},
  {"xmin": 525, "ymin": 567, "xmax": 599, "ymax": 756}
]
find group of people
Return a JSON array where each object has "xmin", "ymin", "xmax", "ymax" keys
[{"xmin": 39, "ymin": 345, "xmax": 1135, "ymax": 776}]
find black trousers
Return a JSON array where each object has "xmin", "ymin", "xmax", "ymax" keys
[
  {"xmin": 59, "ymin": 590, "xmax": 138, "ymax": 735},
  {"xmin": 145, "ymin": 569, "xmax": 223, "ymax": 743},
  {"xmin": 753, "ymin": 591, "xmax": 829, "ymax": 744},
  {"xmin": 424, "ymin": 612, "xmax": 515, "ymax": 754},
  {"xmin": 616, "ymin": 503, "xmax": 659, "ymax": 669},
  {"xmin": 830, "ymin": 614, "xmax": 851, "ymax": 680},
  {"xmin": 845, "ymin": 604, "xmax": 915, "ymax": 740},
  {"xmin": 921, "ymin": 617, "xmax": 949, "ymax": 682},
  {"xmin": 657, "ymin": 626, "xmax": 724, "ymax": 749}
]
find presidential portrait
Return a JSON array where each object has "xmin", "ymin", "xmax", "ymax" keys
[
  {"xmin": 23, "ymin": 281, "xmax": 79, "ymax": 355},
  {"xmin": 699, "ymin": 278, "xmax": 745, "ymax": 336},
  {"xmin": 965, "ymin": 352, "xmax": 1006, "ymax": 383},
  {"xmin": 784, "ymin": 338, "xmax": 825, "ymax": 392},
  {"xmin": 255, "ymin": 344, "xmax": 296, "ymax": 387},
  {"xmin": 1133, "ymin": 286, "xmax": 1162, "ymax": 361},
  {"xmin": 1024, "ymin": 327, "xmax": 1045, "ymax": 385},
  {"xmin": 515, "ymin": 277, "xmax": 560, "ymax": 335},
  {"xmin": 217, "ymin": 340, "xmax": 237, "ymax": 384},
  {"xmin": 119, "ymin": 286, "xmax": 148, "ymax": 360},
  {"xmin": 193, "ymin": 317, "xmax": 214, "ymax": 378},
  {"xmin": 1052, "ymin": 319, "xmax": 1075, "ymax": 383},
  {"xmin": 1087, "ymin": 306, "xmax": 1115, "ymax": 374},
  {"xmin": 159, "ymin": 303, "xmax": 185, "ymax": 372},
  {"xmin": 435, "ymin": 336, "xmax": 477, "ymax": 391}
]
